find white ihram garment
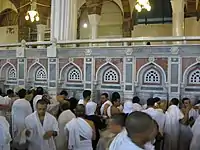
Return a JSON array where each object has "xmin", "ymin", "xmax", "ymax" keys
[
  {"xmin": 190, "ymin": 116, "xmax": 200, "ymax": 150},
  {"xmin": 132, "ymin": 103, "xmax": 143, "ymax": 112},
  {"xmin": 142, "ymin": 107, "xmax": 165, "ymax": 133},
  {"xmin": 189, "ymin": 108, "xmax": 199, "ymax": 120},
  {"xmin": 109, "ymin": 129, "xmax": 143, "ymax": 150},
  {"xmin": 86, "ymin": 101, "xmax": 97, "ymax": 115},
  {"xmin": 0, "ymin": 116, "xmax": 12, "ymax": 150},
  {"xmin": 55, "ymin": 110, "xmax": 75, "ymax": 150},
  {"xmin": 25, "ymin": 112, "xmax": 59, "ymax": 150},
  {"xmin": 163, "ymin": 105, "xmax": 184, "ymax": 150},
  {"xmin": 12, "ymin": 99, "xmax": 32, "ymax": 148},
  {"xmin": 32, "ymin": 95, "xmax": 43, "ymax": 111},
  {"xmin": 100, "ymin": 100, "xmax": 112, "ymax": 115},
  {"xmin": 65, "ymin": 117, "xmax": 93, "ymax": 150},
  {"xmin": 123, "ymin": 101, "xmax": 134, "ymax": 114},
  {"xmin": 0, "ymin": 96, "xmax": 9, "ymax": 117}
]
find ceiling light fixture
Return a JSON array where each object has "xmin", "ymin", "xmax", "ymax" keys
[
  {"xmin": 135, "ymin": 0, "xmax": 151, "ymax": 12},
  {"xmin": 25, "ymin": 1, "xmax": 39, "ymax": 22}
]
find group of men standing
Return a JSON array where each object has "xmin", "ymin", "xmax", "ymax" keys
[{"xmin": 0, "ymin": 87, "xmax": 200, "ymax": 150}]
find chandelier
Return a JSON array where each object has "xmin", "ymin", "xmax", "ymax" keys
[
  {"xmin": 25, "ymin": 1, "xmax": 39, "ymax": 22},
  {"xmin": 135, "ymin": 0, "xmax": 151, "ymax": 12}
]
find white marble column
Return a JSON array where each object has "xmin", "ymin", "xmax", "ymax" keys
[
  {"xmin": 51, "ymin": 0, "xmax": 77, "ymax": 41},
  {"xmin": 37, "ymin": 24, "xmax": 46, "ymax": 41},
  {"xmin": 171, "ymin": 0, "xmax": 185, "ymax": 37},
  {"xmin": 88, "ymin": 14, "xmax": 101, "ymax": 39}
]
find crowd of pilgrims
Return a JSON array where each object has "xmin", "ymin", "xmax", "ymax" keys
[{"xmin": 1, "ymin": 87, "xmax": 200, "ymax": 150}]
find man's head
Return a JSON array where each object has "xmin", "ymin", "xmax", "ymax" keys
[
  {"xmin": 36, "ymin": 87, "xmax": 44, "ymax": 95},
  {"xmin": 111, "ymin": 92, "xmax": 121, "ymax": 107},
  {"xmin": 147, "ymin": 98, "xmax": 155, "ymax": 107},
  {"xmin": 60, "ymin": 101, "xmax": 70, "ymax": 111},
  {"xmin": 108, "ymin": 113, "xmax": 126, "ymax": 134},
  {"xmin": 170, "ymin": 98, "xmax": 179, "ymax": 106},
  {"xmin": 100, "ymin": 93, "xmax": 109, "ymax": 104},
  {"xmin": 18, "ymin": 89, "xmax": 26, "ymax": 99},
  {"xmin": 182, "ymin": 97, "xmax": 191, "ymax": 108},
  {"xmin": 36, "ymin": 99, "xmax": 48, "ymax": 116},
  {"xmin": 7, "ymin": 89, "xmax": 14, "ymax": 97},
  {"xmin": 83, "ymin": 90, "xmax": 91, "ymax": 101},
  {"xmin": 60, "ymin": 90, "xmax": 68, "ymax": 99},
  {"xmin": 125, "ymin": 111, "xmax": 157, "ymax": 145},
  {"xmin": 132, "ymin": 96, "xmax": 140, "ymax": 104},
  {"xmin": 75, "ymin": 104, "xmax": 85, "ymax": 117}
]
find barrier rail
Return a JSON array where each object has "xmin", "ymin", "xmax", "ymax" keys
[{"xmin": 1, "ymin": 36, "xmax": 200, "ymax": 48}]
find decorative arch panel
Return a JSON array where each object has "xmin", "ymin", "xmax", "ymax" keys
[
  {"xmin": 60, "ymin": 62, "xmax": 82, "ymax": 83},
  {"xmin": 143, "ymin": 68, "xmax": 161, "ymax": 85}
]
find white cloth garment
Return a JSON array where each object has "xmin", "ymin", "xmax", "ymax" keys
[
  {"xmin": 33, "ymin": 95, "xmax": 43, "ymax": 111},
  {"xmin": 163, "ymin": 105, "xmax": 184, "ymax": 150},
  {"xmin": 100, "ymin": 100, "xmax": 112, "ymax": 115},
  {"xmin": 123, "ymin": 101, "xmax": 134, "ymax": 114},
  {"xmin": 86, "ymin": 101, "xmax": 97, "ymax": 115},
  {"xmin": 65, "ymin": 117, "xmax": 93, "ymax": 150},
  {"xmin": 132, "ymin": 103, "xmax": 143, "ymax": 112},
  {"xmin": 107, "ymin": 106, "xmax": 112, "ymax": 118},
  {"xmin": 78, "ymin": 99, "xmax": 84, "ymax": 105},
  {"xmin": 142, "ymin": 107, "xmax": 165, "ymax": 133},
  {"xmin": 189, "ymin": 108, "xmax": 199, "ymax": 120},
  {"xmin": 109, "ymin": 129, "xmax": 143, "ymax": 150},
  {"xmin": 12, "ymin": 99, "xmax": 32, "ymax": 144},
  {"xmin": 190, "ymin": 116, "xmax": 200, "ymax": 150},
  {"xmin": 25, "ymin": 112, "xmax": 59, "ymax": 150},
  {"xmin": 0, "ymin": 96, "xmax": 8, "ymax": 117},
  {"xmin": 144, "ymin": 142, "xmax": 155, "ymax": 150},
  {"xmin": 0, "ymin": 116, "xmax": 12, "ymax": 150},
  {"xmin": 55, "ymin": 110, "xmax": 75, "ymax": 150}
]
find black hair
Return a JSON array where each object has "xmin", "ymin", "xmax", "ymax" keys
[
  {"xmin": 36, "ymin": 87, "xmax": 44, "ymax": 95},
  {"xmin": 182, "ymin": 97, "xmax": 190, "ymax": 103},
  {"xmin": 60, "ymin": 90, "xmax": 68, "ymax": 97},
  {"xmin": 69, "ymin": 97, "xmax": 78, "ymax": 112},
  {"xmin": 111, "ymin": 92, "xmax": 120, "ymax": 104},
  {"xmin": 132, "ymin": 96, "xmax": 140, "ymax": 104},
  {"xmin": 7, "ymin": 89, "xmax": 14, "ymax": 96},
  {"xmin": 171, "ymin": 98, "xmax": 179, "ymax": 106},
  {"xmin": 18, "ymin": 89, "xmax": 26, "ymax": 99},
  {"xmin": 147, "ymin": 98, "xmax": 155, "ymax": 107},
  {"xmin": 0, "ymin": 88, "xmax": 2, "ymax": 95},
  {"xmin": 101, "ymin": 93, "xmax": 109, "ymax": 98},
  {"xmin": 111, "ymin": 113, "xmax": 126, "ymax": 127},
  {"xmin": 153, "ymin": 97, "xmax": 161, "ymax": 103},
  {"xmin": 83, "ymin": 90, "xmax": 91, "ymax": 99},
  {"xmin": 125, "ymin": 111, "xmax": 154, "ymax": 138},
  {"xmin": 36, "ymin": 99, "xmax": 48, "ymax": 105}
]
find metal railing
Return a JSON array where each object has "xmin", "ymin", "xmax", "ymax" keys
[{"xmin": 1, "ymin": 36, "xmax": 200, "ymax": 48}]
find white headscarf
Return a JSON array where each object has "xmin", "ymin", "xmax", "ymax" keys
[
  {"xmin": 123, "ymin": 101, "xmax": 134, "ymax": 114},
  {"xmin": 85, "ymin": 101, "xmax": 97, "ymax": 115}
]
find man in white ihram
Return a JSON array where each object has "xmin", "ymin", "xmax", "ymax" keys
[
  {"xmin": 12, "ymin": 89, "xmax": 32, "ymax": 149},
  {"xmin": 65, "ymin": 104, "xmax": 95, "ymax": 150},
  {"xmin": 25, "ymin": 99, "xmax": 59, "ymax": 150},
  {"xmin": 0, "ymin": 115, "xmax": 11, "ymax": 150}
]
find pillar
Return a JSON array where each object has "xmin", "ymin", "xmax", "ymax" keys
[
  {"xmin": 37, "ymin": 24, "xmax": 46, "ymax": 41},
  {"xmin": 47, "ymin": 40, "xmax": 58, "ymax": 96},
  {"xmin": 88, "ymin": 14, "xmax": 101, "ymax": 39},
  {"xmin": 171, "ymin": 0, "xmax": 185, "ymax": 37},
  {"xmin": 16, "ymin": 40, "xmax": 26, "ymax": 88},
  {"xmin": 51, "ymin": 0, "xmax": 77, "ymax": 41}
]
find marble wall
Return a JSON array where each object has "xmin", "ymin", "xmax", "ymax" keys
[{"xmin": 1, "ymin": 45, "xmax": 200, "ymax": 104}]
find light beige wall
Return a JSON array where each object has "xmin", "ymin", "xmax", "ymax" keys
[
  {"xmin": 79, "ymin": 1, "xmax": 123, "ymax": 39},
  {"xmin": 0, "ymin": 25, "xmax": 18, "ymax": 44},
  {"xmin": 0, "ymin": 0, "xmax": 17, "ymax": 13}
]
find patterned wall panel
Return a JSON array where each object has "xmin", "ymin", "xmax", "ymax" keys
[
  {"xmin": 136, "ymin": 58, "xmax": 148, "ymax": 72},
  {"xmin": 95, "ymin": 58, "xmax": 106, "ymax": 74},
  {"xmin": 59, "ymin": 58, "xmax": 69, "ymax": 72},
  {"xmin": 73, "ymin": 58, "xmax": 84, "ymax": 72},
  {"xmin": 182, "ymin": 57, "xmax": 196, "ymax": 75}
]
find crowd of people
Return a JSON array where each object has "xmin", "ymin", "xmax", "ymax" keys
[{"xmin": 0, "ymin": 87, "xmax": 200, "ymax": 150}]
